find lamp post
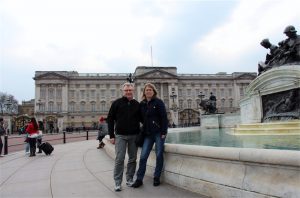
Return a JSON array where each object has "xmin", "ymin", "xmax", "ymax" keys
[
  {"xmin": 197, "ymin": 91, "xmax": 205, "ymax": 125},
  {"xmin": 169, "ymin": 91, "xmax": 179, "ymax": 126},
  {"xmin": 4, "ymin": 98, "xmax": 12, "ymax": 135},
  {"xmin": 198, "ymin": 91, "xmax": 205, "ymax": 102}
]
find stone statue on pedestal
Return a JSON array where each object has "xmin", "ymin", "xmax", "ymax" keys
[{"xmin": 258, "ymin": 25, "xmax": 300, "ymax": 75}]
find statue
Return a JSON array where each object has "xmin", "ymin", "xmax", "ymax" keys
[
  {"xmin": 258, "ymin": 38, "xmax": 279, "ymax": 75},
  {"xmin": 126, "ymin": 73, "xmax": 134, "ymax": 83},
  {"xmin": 199, "ymin": 92, "xmax": 217, "ymax": 114},
  {"xmin": 258, "ymin": 25, "xmax": 300, "ymax": 75}
]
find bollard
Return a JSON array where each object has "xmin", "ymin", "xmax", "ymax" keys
[
  {"xmin": 4, "ymin": 135, "xmax": 8, "ymax": 155},
  {"xmin": 63, "ymin": 131, "xmax": 66, "ymax": 144},
  {"xmin": 86, "ymin": 130, "xmax": 89, "ymax": 140}
]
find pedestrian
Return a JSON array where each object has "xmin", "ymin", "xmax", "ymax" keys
[
  {"xmin": 37, "ymin": 121, "xmax": 44, "ymax": 153},
  {"xmin": 107, "ymin": 82, "xmax": 141, "ymax": 191},
  {"xmin": 97, "ymin": 116, "xmax": 108, "ymax": 149},
  {"xmin": 132, "ymin": 83, "xmax": 168, "ymax": 188},
  {"xmin": 26, "ymin": 117, "xmax": 39, "ymax": 157},
  {"xmin": 0, "ymin": 117, "xmax": 6, "ymax": 157}
]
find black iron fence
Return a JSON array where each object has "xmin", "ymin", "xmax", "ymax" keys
[{"xmin": 2, "ymin": 130, "xmax": 98, "ymax": 155}]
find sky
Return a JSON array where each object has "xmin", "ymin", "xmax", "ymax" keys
[{"xmin": 0, "ymin": 0, "xmax": 299, "ymax": 103}]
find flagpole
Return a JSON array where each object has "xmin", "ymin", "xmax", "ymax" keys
[{"xmin": 151, "ymin": 46, "xmax": 153, "ymax": 66}]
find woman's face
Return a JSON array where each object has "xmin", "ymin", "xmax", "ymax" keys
[{"xmin": 144, "ymin": 86, "xmax": 154, "ymax": 99}]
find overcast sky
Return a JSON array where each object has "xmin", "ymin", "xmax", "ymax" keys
[{"xmin": 0, "ymin": 0, "xmax": 299, "ymax": 103}]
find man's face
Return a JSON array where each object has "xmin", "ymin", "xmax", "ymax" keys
[{"xmin": 123, "ymin": 85, "xmax": 134, "ymax": 100}]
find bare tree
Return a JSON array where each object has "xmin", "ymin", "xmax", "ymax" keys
[{"xmin": 0, "ymin": 92, "xmax": 18, "ymax": 114}]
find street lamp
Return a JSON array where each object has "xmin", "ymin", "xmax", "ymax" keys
[
  {"xmin": 198, "ymin": 91, "xmax": 205, "ymax": 102},
  {"xmin": 169, "ymin": 91, "xmax": 179, "ymax": 127},
  {"xmin": 4, "ymin": 98, "xmax": 12, "ymax": 134},
  {"xmin": 170, "ymin": 91, "xmax": 177, "ymax": 103}
]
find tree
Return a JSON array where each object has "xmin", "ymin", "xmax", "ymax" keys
[{"xmin": 0, "ymin": 92, "xmax": 18, "ymax": 115}]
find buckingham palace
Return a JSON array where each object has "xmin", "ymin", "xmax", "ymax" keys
[{"xmin": 33, "ymin": 66, "xmax": 256, "ymax": 132}]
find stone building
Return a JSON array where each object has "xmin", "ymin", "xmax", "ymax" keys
[{"xmin": 33, "ymin": 66, "xmax": 256, "ymax": 132}]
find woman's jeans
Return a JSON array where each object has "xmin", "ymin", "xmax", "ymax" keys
[{"xmin": 136, "ymin": 133, "xmax": 165, "ymax": 181}]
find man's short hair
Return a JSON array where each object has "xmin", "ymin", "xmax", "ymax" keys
[{"xmin": 122, "ymin": 82, "xmax": 134, "ymax": 90}]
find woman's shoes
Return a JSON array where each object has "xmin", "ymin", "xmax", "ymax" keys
[
  {"xmin": 131, "ymin": 179, "xmax": 143, "ymax": 188},
  {"xmin": 153, "ymin": 177, "xmax": 160, "ymax": 186}
]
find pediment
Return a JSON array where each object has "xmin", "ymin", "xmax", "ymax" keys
[
  {"xmin": 34, "ymin": 72, "xmax": 69, "ymax": 80},
  {"xmin": 136, "ymin": 69, "xmax": 177, "ymax": 79},
  {"xmin": 234, "ymin": 73, "xmax": 257, "ymax": 80}
]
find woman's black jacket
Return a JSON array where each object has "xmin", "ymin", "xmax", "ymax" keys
[{"xmin": 140, "ymin": 98, "xmax": 168, "ymax": 136}]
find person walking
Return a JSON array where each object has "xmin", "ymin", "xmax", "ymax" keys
[
  {"xmin": 132, "ymin": 83, "xmax": 168, "ymax": 188},
  {"xmin": 107, "ymin": 82, "xmax": 141, "ymax": 192},
  {"xmin": 97, "ymin": 116, "xmax": 108, "ymax": 149},
  {"xmin": 26, "ymin": 117, "xmax": 39, "ymax": 157},
  {"xmin": 0, "ymin": 117, "xmax": 6, "ymax": 157}
]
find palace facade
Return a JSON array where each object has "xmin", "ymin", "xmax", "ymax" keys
[{"xmin": 34, "ymin": 66, "xmax": 256, "ymax": 132}]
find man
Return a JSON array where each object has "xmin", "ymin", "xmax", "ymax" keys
[
  {"xmin": 107, "ymin": 82, "xmax": 141, "ymax": 191},
  {"xmin": 0, "ymin": 117, "xmax": 6, "ymax": 157}
]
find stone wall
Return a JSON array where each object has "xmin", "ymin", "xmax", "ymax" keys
[
  {"xmin": 103, "ymin": 138, "xmax": 300, "ymax": 198},
  {"xmin": 201, "ymin": 113, "xmax": 240, "ymax": 129}
]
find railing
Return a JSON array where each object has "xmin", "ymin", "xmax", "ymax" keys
[{"xmin": 3, "ymin": 130, "xmax": 98, "ymax": 155}]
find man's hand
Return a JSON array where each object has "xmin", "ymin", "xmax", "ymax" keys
[
  {"xmin": 161, "ymin": 135, "xmax": 166, "ymax": 139},
  {"xmin": 110, "ymin": 138, "xmax": 115, "ymax": 144}
]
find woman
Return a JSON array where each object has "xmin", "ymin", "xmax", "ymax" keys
[
  {"xmin": 132, "ymin": 83, "xmax": 168, "ymax": 188},
  {"xmin": 26, "ymin": 117, "xmax": 39, "ymax": 157}
]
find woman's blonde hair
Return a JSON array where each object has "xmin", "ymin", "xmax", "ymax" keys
[{"xmin": 142, "ymin": 83, "xmax": 158, "ymax": 100}]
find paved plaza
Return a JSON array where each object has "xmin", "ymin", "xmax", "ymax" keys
[{"xmin": 0, "ymin": 140, "xmax": 205, "ymax": 198}]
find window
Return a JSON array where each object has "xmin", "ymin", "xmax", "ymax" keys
[
  {"xmin": 80, "ymin": 90, "xmax": 85, "ymax": 99},
  {"xmin": 220, "ymin": 89, "xmax": 224, "ymax": 98},
  {"xmin": 56, "ymin": 89, "xmax": 62, "ymax": 99},
  {"xmin": 100, "ymin": 101, "xmax": 106, "ymax": 112},
  {"xmin": 80, "ymin": 102, "xmax": 85, "ymax": 112},
  {"xmin": 111, "ymin": 89, "xmax": 116, "ymax": 97},
  {"xmin": 187, "ymin": 89, "xmax": 191, "ymax": 96},
  {"xmin": 187, "ymin": 100, "xmax": 192, "ymax": 108},
  {"xmin": 101, "ymin": 90, "xmax": 106, "ymax": 98},
  {"xmin": 240, "ymin": 87, "xmax": 244, "ymax": 97},
  {"xmin": 228, "ymin": 88, "xmax": 232, "ymax": 97},
  {"xmin": 49, "ymin": 89, "xmax": 54, "ymax": 100},
  {"xmin": 90, "ymin": 90, "xmax": 95, "ymax": 99},
  {"xmin": 40, "ymin": 88, "xmax": 46, "ymax": 99},
  {"xmin": 69, "ymin": 102, "xmax": 75, "ymax": 112},
  {"xmin": 229, "ymin": 99, "xmax": 233, "ymax": 108},
  {"xmin": 57, "ymin": 103, "xmax": 62, "ymax": 112},
  {"xmin": 48, "ymin": 102, "xmax": 54, "ymax": 112},
  {"xmin": 69, "ymin": 90, "xmax": 75, "ymax": 99},
  {"xmin": 91, "ymin": 102, "xmax": 96, "ymax": 112},
  {"xmin": 179, "ymin": 100, "xmax": 183, "ymax": 109}
]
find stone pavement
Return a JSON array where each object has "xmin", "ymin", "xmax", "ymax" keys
[{"xmin": 0, "ymin": 140, "xmax": 205, "ymax": 198}]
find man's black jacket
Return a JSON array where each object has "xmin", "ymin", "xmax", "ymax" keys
[{"xmin": 107, "ymin": 97, "xmax": 141, "ymax": 138}]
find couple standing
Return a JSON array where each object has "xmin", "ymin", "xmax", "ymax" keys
[{"xmin": 107, "ymin": 82, "xmax": 168, "ymax": 192}]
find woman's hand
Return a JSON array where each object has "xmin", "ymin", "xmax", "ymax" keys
[{"xmin": 110, "ymin": 138, "xmax": 115, "ymax": 144}]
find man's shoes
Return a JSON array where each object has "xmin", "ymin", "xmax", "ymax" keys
[
  {"xmin": 131, "ymin": 179, "xmax": 143, "ymax": 188},
  {"xmin": 153, "ymin": 177, "xmax": 160, "ymax": 186},
  {"xmin": 126, "ymin": 179, "xmax": 134, "ymax": 187},
  {"xmin": 114, "ymin": 185, "xmax": 122, "ymax": 192}
]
